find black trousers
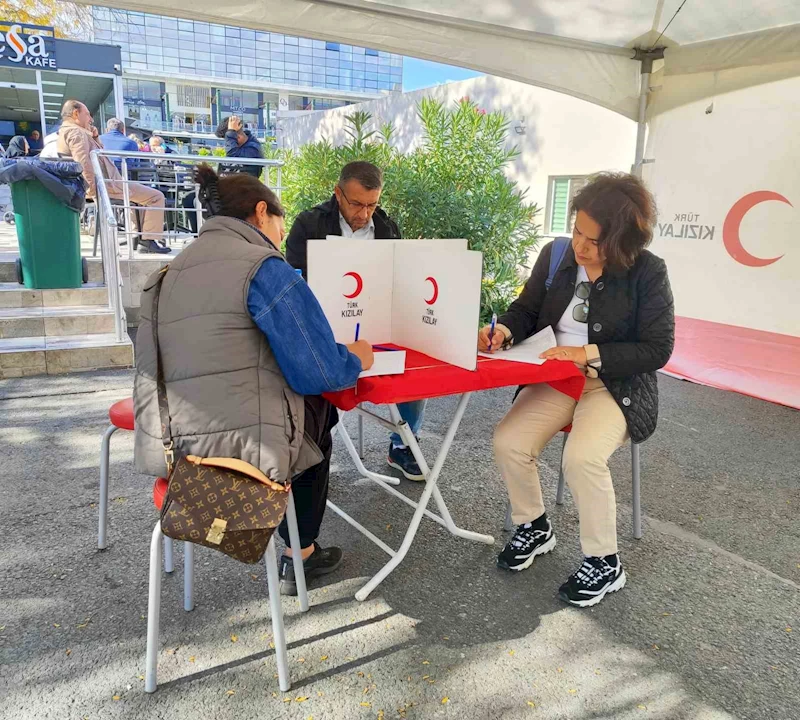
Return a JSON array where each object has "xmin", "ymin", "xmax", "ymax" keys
[
  {"xmin": 181, "ymin": 191, "xmax": 206, "ymax": 234},
  {"xmin": 277, "ymin": 396, "xmax": 337, "ymax": 550}
]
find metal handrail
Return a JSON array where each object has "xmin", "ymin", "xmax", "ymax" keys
[{"xmin": 89, "ymin": 150, "xmax": 284, "ymax": 345}]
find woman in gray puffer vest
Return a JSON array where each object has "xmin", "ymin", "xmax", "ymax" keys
[{"xmin": 134, "ymin": 164, "xmax": 374, "ymax": 595}]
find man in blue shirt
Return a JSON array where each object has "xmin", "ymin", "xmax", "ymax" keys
[{"xmin": 98, "ymin": 118, "xmax": 139, "ymax": 170}]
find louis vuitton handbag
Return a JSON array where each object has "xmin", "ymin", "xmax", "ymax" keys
[{"xmin": 151, "ymin": 268, "xmax": 290, "ymax": 564}]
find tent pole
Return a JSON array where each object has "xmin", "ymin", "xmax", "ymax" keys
[{"xmin": 632, "ymin": 48, "xmax": 664, "ymax": 177}]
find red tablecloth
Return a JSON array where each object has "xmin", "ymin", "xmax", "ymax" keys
[{"xmin": 325, "ymin": 346, "xmax": 585, "ymax": 411}]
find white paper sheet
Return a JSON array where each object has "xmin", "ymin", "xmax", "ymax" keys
[
  {"xmin": 479, "ymin": 326, "xmax": 557, "ymax": 365},
  {"xmin": 359, "ymin": 350, "xmax": 407, "ymax": 378}
]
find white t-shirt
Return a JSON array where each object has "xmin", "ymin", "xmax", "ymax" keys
[
  {"xmin": 339, "ymin": 213, "xmax": 375, "ymax": 240},
  {"xmin": 555, "ymin": 265, "xmax": 590, "ymax": 348}
]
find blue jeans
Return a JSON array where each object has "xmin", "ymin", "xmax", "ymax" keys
[{"xmin": 390, "ymin": 400, "xmax": 427, "ymax": 448}]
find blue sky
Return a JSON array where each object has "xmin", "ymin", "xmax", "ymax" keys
[{"xmin": 402, "ymin": 58, "xmax": 482, "ymax": 92}]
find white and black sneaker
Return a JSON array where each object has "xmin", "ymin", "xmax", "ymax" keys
[
  {"xmin": 558, "ymin": 554, "xmax": 626, "ymax": 607},
  {"xmin": 497, "ymin": 514, "xmax": 556, "ymax": 571}
]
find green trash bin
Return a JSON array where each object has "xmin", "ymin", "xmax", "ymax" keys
[{"xmin": 11, "ymin": 177, "xmax": 87, "ymax": 290}]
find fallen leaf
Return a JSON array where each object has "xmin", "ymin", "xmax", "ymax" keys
[
  {"xmin": 652, "ymin": 644, "xmax": 660, "ymax": 650},
  {"xmin": 662, "ymin": 612, "xmax": 672, "ymax": 616},
  {"xmin": 786, "ymin": 627, "xmax": 792, "ymax": 633},
  {"xmin": 272, "ymin": 692, "xmax": 277, "ymax": 698},
  {"xmin": 226, "ymin": 690, "xmax": 235, "ymax": 696},
  {"xmin": 317, "ymin": 691, "xmax": 324, "ymax": 697},
  {"xmin": 568, "ymin": 689, "xmax": 577, "ymax": 694},
  {"xmin": 386, "ymin": 524, "xmax": 392, "ymax": 530},
  {"xmin": 594, "ymin": 669, "xmax": 601, "ymax": 675},
  {"xmin": 363, "ymin": 688, "xmax": 370, "ymax": 695},
  {"xmin": 638, "ymin": 705, "xmax": 647, "ymax": 711},
  {"xmin": 346, "ymin": 656, "xmax": 356, "ymax": 661},
  {"xmin": 137, "ymin": 675, "xmax": 144, "ymax": 681},
  {"xmin": 442, "ymin": 636, "xmax": 449, "ymax": 640},
  {"xmin": 441, "ymin": 697, "xmax": 449, "ymax": 705},
  {"xmin": 557, "ymin": 667, "xmax": 563, "ymax": 673},
  {"xmin": 357, "ymin": 671, "xmax": 365, "ymax": 678},
  {"xmin": 527, "ymin": 700, "xmax": 536, "ymax": 707},
  {"xmin": 112, "ymin": 695, "xmax": 121, "ymax": 701},
  {"xmin": 360, "ymin": 701, "xmax": 372, "ymax": 708},
  {"xmin": 509, "ymin": 650, "xmax": 515, "ymax": 656},
  {"xmin": 65, "ymin": 649, "xmax": 72, "ymax": 656},
  {"xmin": 295, "ymin": 696, "xmax": 309, "ymax": 702},
  {"xmin": 283, "ymin": 697, "xmax": 292, "ymax": 703},
  {"xmin": 422, "ymin": 660, "xmax": 430, "ymax": 665},
  {"xmin": 297, "ymin": 657, "xmax": 306, "ymax": 663},
  {"xmin": 422, "ymin": 675, "xmax": 430, "ymax": 680},
  {"xmin": 53, "ymin": 624, "xmax": 60, "ymax": 628},
  {"xmin": 320, "ymin": 655, "xmax": 329, "ymax": 661},
  {"xmin": 188, "ymin": 656, "xmax": 196, "ymax": 663},
  {"xmin": 0, "ymin": 626, "xmax": 5, "ymax": 631},
  {"xmin": 230, "ymin": 634, "xmax": 238, "ymax": 643},
  {"xmin": 250, "ymin": 574, "xmax": 259, "ymax": 581},
  {"xmin": 269, "ymin": 642, "xmax": 275, "ymax": 649}
]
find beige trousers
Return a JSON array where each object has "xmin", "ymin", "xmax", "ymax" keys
[
  {"xmin": 108, "ymin": 181, "xmax": 165, "ymax": 242},
  {"xmin": 494, "ymin": 377, "xmax": 628, "ymax": 557}
]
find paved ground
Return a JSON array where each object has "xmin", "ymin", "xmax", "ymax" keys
[{"xmin": 0, "ymin": 368, "xmax": 797, "ymax": 720}]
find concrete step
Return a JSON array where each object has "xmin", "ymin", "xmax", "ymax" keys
[
  {"xmin": 0, "ymin": 282, "xmax": 108, "ymax": 309},
  {"xmin": 0, "ymin": 305, "xmax": 116, "ymax": 339},
  {"xmin": 0, "ymin": 333, "xmax": 134, "ymax": 379},
  {"xmin": 0, "ymin": 258, "xmax": 104, "ymax": 284}
]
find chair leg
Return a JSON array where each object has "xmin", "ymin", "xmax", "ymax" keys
[
  {"xmin": 183, "ymin": 542, "xmax": 194, "ymax": 611},
  {"xmin": 503, "ymin": 501, "xmax": 514, "ymax": 532},
  {"xmin": 98, "ymin": 425, "xmax": 118, "ymax": 550},
  {"xmin": 286, "ymin": 491, "xmax": 308, "ymax": 612},
  {"xmin": 632, "ymin": 443, "xmax": 642, "ymax": 539},
  {"xmin": 555, "ymin": 432, "xmax": 568, "ymax": 505},
  {"xmin": 357, "ymin": 413, "xmax": 364, "ymax": 459},
  {"xmin": 265, "ymin": 536, "xmax": 290, "ymax": 692},
  {"xmin": 163, "ymin": 536, "xmax": 174, "ymax": 573},
  {"xmin": 145, "ymin": 523, "xmax": 163, "ymax": 693}
]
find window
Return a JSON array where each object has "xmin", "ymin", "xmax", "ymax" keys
[
  {"xmin": 325, "ymin": 42, "xmax": 339, "ymax": 51},
  {"xmin": 546, "ymin": 176, "xmax": 588, "ymax": 235}
]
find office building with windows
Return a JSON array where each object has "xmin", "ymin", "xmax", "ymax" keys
[{"xmin": 90, "ymin": 7, "xmax": 403, "ymax": 144}]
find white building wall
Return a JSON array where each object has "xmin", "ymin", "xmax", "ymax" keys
[{"xmin": 281, "ymin": 75, "xmax": 637, "ymax": 248}]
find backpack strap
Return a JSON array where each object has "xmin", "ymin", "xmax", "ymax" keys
[{"xmin": 545, "ymin": 237, "xmax": 570, "ymax": 290}]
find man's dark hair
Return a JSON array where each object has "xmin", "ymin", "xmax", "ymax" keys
[
  {"xmin": 215, "ymin": 118, "xmax": 229, "ymax": 139},
  {"xmin": 338, "ymin": 161, "xmax": 383, "ymax": 191},
  {"xmin": 571, "ymin": 172, "xmax": 657, "ymax": 271},
  {"xmin": 61, "ymin": 99, "xmax": 83, "ymax": 120}
]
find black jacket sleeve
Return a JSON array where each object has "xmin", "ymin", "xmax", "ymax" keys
[
  {"xmin": 285, "ymin": 212, "xmax": 312, "ymax": 279},
  {"xmin": 598, "ymin": 257, "xmax": 675, "ymax": 378},
  {"xmin": 497, "ymin": 241, "xmax": 553, "ymax": 342}
]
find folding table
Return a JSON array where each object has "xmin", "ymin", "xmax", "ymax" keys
[{"xmin": 324, "ymin": 346, "xmax": 585, "ymax": 601}]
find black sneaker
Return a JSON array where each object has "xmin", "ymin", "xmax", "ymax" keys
[
  {"xmin": 279, "ymin": 542, "xmax": 343, "ymax": 596},
  {"xmin": 558, "ymin": 554, "xmax": 626, "ymax": 607},
  {"xmin": 387, "ymin": 443, "xmax": 425, "ymax": 481},
  {"xmin": 497, "ymin": 514, "xmax": 556, "ymax": 571},
  {"xmin": 138, "ymin": 240, "xmax": 171, "ymax": 254}
]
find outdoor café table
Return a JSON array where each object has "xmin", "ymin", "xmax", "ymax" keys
[{"xmin": 323, "ymin": 345, "xmax": 585, "ymax": 601}]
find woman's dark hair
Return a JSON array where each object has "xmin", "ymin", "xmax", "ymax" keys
[
  {"xmin": 570, "ymin": 172, "xmax": 657, "ymax": 270},
  {"xmin": 195, "ymin": 164, "xmax": 284, "ymax": 220}
]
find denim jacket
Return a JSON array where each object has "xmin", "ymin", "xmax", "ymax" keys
[{"xmin": 247, "ymin": 256, "xmax": 362, "ymax": 395}]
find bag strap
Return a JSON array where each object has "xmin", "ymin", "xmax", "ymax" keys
[
  {"xmin": 150, "ymin": 266, "xmax": 175, "ymax": 471},
  {"xmin": 545, "ymin": 237, "xmax": 570, "ymax": 290}
]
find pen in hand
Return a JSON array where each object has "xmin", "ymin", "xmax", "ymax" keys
[{"xmin": 487, "ymin": 312, "xmax": 497, "ymax": 352}]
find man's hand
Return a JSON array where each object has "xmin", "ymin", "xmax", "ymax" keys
[
  {"xmin": 539, "ymin": 346, "xmax": 588, "ymax": 365},
  {"xmin": 477, "ymin": 325, "xmax": 505, "ymax": 353},
  {"xmin": 347, "ymin": 339, "xmax": 374, "ymax": 371},
  {"xmin": 90, "ymin": 124, "xmax": 99, "ymax": 140},
  {"xmin": 228, "ymin": 115, "xmax": 243, "ymax": 132}
]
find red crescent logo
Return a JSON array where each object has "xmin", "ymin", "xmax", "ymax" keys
[
  {"xmin": 342, "ymin": 271, "xmax": 363, "ymax": 298},
  {"xmin": 722, "ymin": 191, "xmax": 790, "ymax": 267},
  {"xmin": 424, "ymin": 276, "xmax": 439, "ymax": 305}
]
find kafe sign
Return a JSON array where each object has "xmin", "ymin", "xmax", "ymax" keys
[{"xmin": 0, "ymin": 22, "xmax": 58, "ymax": 70}]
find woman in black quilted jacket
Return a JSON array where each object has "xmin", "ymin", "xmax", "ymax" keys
[{"xmin": 477, "ymin": 172, "xmax": 674, "ymax": 607}]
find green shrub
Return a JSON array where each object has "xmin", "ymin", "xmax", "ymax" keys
[{"xmin": 279, "ymin": 99, "xmax": 541, "ymax": 322}]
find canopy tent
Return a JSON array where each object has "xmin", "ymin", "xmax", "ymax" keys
[{"xmin": 75, "ymin": 0, "xmax": 800, "ymax": 407}]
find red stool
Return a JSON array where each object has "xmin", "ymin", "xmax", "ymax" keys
[
  {"xmin": 503, "ymin": 426, "xmax": 643, "ymax": 538},
  {"xmin": 98, "ymin": 398, "xmax": 134, "ymax": 549}
]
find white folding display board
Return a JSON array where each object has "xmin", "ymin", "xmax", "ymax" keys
[{"xmin": 307, "ymin": 239, "xmax": 481, "ymax": 370}]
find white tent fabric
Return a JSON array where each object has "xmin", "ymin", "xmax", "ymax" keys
[{"xmin": 81, "ymin": 0, "xmax": 800, "ymax": 120}]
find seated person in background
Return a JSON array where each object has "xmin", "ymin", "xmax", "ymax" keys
[
  {"xmin": 134, "ymin": 164, "xmax": 374, "ymax": 596},
  {"xmin": 98, "ymin": 118, "xmax": 138, "ymax": 171},
  {"xmin": 38, "ymin": 126, "xmax": 61, "ymax": 159},
  {"xmin": 479, "ymin": 172, "xmax": 674, "ymax": 607},
  {"xmin": 4, "ymin": 136, "xmax": 29, "ymax": 158},
  {"xmin": 57, "ymin": 99, "xmax": 169, "ymax": 255},
  {"xmin": 27, "ymin": 130, "xmax": 42, "ymax": 154},
  {"xmin": 182, "ymin": 115, "xmax": 265, "ymax": 233},
  {"xmin": 286, "ymin": 161, "xmax": 429, "ymax": 482},
  {"xmin": 129, "ymin": 134, "xmax": 151, "ymax": 152},
  {"xmin": 149, "ymin": 135, "xmax": 173, "ymax": 154}
]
